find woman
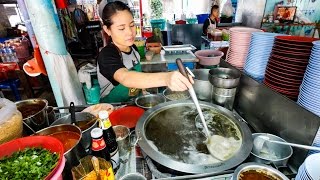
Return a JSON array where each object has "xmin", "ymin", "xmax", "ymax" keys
[
  {"xmin": 97, "ymin": 1, "xmax": 193, "ymax": 103},
  {"xmin": 202, "ymin": 5, "xmax": 220, "ymax": 36}
]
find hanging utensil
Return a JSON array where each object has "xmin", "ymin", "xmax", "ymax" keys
[
  {"xmin": 69, "ymin": 102, "xmax": 76, "ymax": 125},
  {"xmin": 176, "ymin": 58, "xmax": 225, "ymax": 161}
]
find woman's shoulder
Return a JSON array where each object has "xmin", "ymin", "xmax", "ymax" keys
[{"xmin": 98, "ymin": 43, "xmax": 121, "ymax": 62}]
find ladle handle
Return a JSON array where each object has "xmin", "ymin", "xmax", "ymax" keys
[
  {"xmin": 269, "ymin": 140, "xmax": 320, "ymax": 151},
  {"xmin": 176, "ymin": 58, "xmax": 190, "ymax": 83},
  {"xmin": 69, "ymin": 102, "xmax": 76, "ymax": 125}
]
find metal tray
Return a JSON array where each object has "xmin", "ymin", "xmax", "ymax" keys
[{"xmin": 162, "ymin": 44, "xmax": 196, "ymax": 52}]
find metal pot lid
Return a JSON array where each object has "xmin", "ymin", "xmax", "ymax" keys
[{"xmin": 136, "ymin": 100, "xmax": 253, "ymax": 174}]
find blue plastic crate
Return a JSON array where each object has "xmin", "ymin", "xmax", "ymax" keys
[{"xmin": 167, "ymin": 62, "xmax": 195, "ymax": 71}]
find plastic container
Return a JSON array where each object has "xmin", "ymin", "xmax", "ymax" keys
[
  {"xmin": 187, "ymin": 18, "xmax": 197, "ymax": 24},
  {"xmin": 175, "ymin": 20, "xmax": 186, "ymax": 24},
  {"xmin": 0, "ymin": 136, "xmax": 65, "ymax": 180},
  {"xmin": 195, "ymin": 50, "xmax": 224, "ymax": 66},
  {"xmin": 83, "ymin": 79, "xmax": 100, "ymax": 105},
  {"xmin": 196, "ymin": 14, "xmax": 209, "ymax": 24},
  {"xmin": 150, "ymin": 19, "xmax": 166, "ymax": 30}
]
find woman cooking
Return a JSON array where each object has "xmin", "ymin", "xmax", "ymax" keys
[
  {"xmin": 202, "ymin": 5, "xmax": 220, "ymax": 36},
  {"xmin": 97, "ymin": 1, "xmax": 193, "ymax": 103}
]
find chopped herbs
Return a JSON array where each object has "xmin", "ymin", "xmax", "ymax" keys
[{"xmin": 0, "ymin": 147, "xmax": 59, "ymax": 180}]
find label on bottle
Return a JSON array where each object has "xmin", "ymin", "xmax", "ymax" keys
[
  {"xmin": 91, "ymin": 137, "xmax": 106, "ymax": 151},
  {"xmin": 102, "ymin": 119, "xmax": 112, "ymax": 129},
  {"xmin": 110, "ymin": 149, "xmax": 120, "ymax": 171},
  {"xmin": 106, "ymin": 166, "xmax": 115, "ymax": 180}
]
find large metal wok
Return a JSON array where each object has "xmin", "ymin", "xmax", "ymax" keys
[{"xmin": 136, "ymin": 100, "xmax": 253, "ymax": 174}]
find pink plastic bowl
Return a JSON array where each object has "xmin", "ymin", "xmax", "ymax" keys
[{"xmin": 195, "ymin": 50, "xmax": 224, "ymax": 66}]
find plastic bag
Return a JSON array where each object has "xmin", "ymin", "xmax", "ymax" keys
[
  {"xmin": 221, "ymin": 0, "xmax": 234, "ymax": 17},
  {"xmin": 0, "ymin": 98, "xmax": 23, "ymax": 144}
]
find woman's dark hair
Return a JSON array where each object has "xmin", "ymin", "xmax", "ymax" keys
[
  {"xmin": 210, "ymin": 5, "xmax": 219, "ymax": 15},
  {"xmin": 102, "ymin": 1, "xmax": 132, "ymax": 28}
]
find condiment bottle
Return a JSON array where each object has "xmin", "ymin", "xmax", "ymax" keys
[
  {"xmin": 90, "ymin": 127, "xmax": 111, "ymax": 161},
  {"xmin": 99, "ymin": 111, "xmax": 120, "ymax": 171}
]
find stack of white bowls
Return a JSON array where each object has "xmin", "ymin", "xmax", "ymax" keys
[
  {"xmin": 244, "ymin": 32, "xmax": 283, "ymax": 82},
  {"xmin": 295, "ymin": 153, "xmax": 320, "ymax": 180},
  {"xmin": 226, "ymin": 27, "xmax": 262, "ymax": 70},
  {"xmin": 297, "ymin": 41, "xmax": 320, "ymax": 116}
]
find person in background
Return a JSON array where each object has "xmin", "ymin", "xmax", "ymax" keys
[
  {"xmin": 97, "ymin": 1, "xmax": 193, "ymax": 103},
  {"xmin": 202, "ymin": 5, "xmax": 220, "ymax": 36}
]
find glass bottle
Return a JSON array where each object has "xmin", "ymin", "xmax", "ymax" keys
[
  {"xmin": 90, "ymin": 127, "xmax": 111, "ymax": 161},
  {"xmin": 99, "ymin": 111, "xmax": 120, "ymax": 171}
]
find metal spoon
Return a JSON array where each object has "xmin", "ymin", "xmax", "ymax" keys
[
  {"xmin": 254, "ymin": 135, "xmax": 320, "ymax": 154},
  {"xmin": 176, "ymin": 58, "xmax": 223, "ymax": 161}
]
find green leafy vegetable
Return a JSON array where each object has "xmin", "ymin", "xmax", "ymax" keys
[{"xmin": 0, "ymin": 147, "xmax": 59, "ymax": 180}]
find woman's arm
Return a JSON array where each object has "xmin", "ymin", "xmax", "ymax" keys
[{"xmin": 114, "ymin": 68, "xmax": 193, "ymax": 91}]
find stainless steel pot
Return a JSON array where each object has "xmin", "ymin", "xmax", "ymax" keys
[
  {"xmin": 209, "ymin": 68, "xmax": 241, "ymax": 88},
  {"xmin": 135, "ymin": 94, "xmax": 166, "ymax": 109},
  {"xmin": 251, "ymin": 133, "xmax": 293, "ymax": 166},
  {"xmin": 192, "ymin": 69, "xmax": 213, "ymax": 102},
  {"xmin": 34, "ymin": 124, "xmax": 86, "ymax": 180},
  {"xmin": 232, "ymin": 162, "xmax": 289, "ymax": 180},
  {"xmin": 136, "ymin": 100, "xmax": 253, "ymax": 174},
  {"xmin": 15, "ymin": 98, "xmax": 49, "ymax": 132},
  {"xmin": 51, "ymin": 112, "xmax": 98, "ymax": 150}
]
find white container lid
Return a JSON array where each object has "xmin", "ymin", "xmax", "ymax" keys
[
  {"xmin": 91, "ymin": 128, "xmax": 103, "ymax": 138},
  {"xmin": 98, "ymin": 110, "xmax": 109, "ymax": 119}
]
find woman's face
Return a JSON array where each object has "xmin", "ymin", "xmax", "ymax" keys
[
  {"xmin": 211, "ymin": 9, "xmax": 219, "ymax": 18},
  {"xmin": 104, "ymin": 10, "xmax": 136, "ymax": 50}
]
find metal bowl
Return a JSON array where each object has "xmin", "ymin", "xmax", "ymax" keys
[
  {"xmin": 51, "ymin": 112, "xmax": 98, "ymax": 150},
  {"xmin": 136, "ymin": 100, "xmax": 253, "ymax": 174},
  {"xmin": 209, "ymin": 68, "xmax": 241, "ymax": 89},
  {"xmin": 34, "ymin": 124, "xmax": 86, "ymax": 180},
  {"xmin": 251, "ymin": 133, "xmax": 293, "ymax": 166},
  {"xmin": 15, "ymin": 98, "xmax": 49, "ymax": 132},
  {"xmin": 232, "ymin": 162, "xmax": 289, "ymax": 180},
  {"xmin": 192, "ymin": 69, "xmax": 213, "ymax": 101},
  {"xmin": 163, "ymin": 88, "xmax": 190, "ymax": 101},
  {"xmin": 135, "ymin": 94, "xmax": 166, "ymax": 109}
]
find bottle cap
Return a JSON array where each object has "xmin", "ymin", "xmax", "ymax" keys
[
  {"xmin": 98, "ymin": 110, "xmax": 109, "ymax": 119},
  {"xmin": 91, "ymin": 128, "xmax": 103, "ymax": 138}
]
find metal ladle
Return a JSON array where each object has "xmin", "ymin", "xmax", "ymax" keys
[
  {"xmin": 176, "ymin": 58, "xmax": 223, "ymax": 161},
  {"xmin": 253, "ymin": 135, "xmax": 320, "ymax": 154}
]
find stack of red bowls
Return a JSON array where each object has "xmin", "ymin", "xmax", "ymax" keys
[
  {"xmin": 226, "ymin": 27, "xmax": 262, "ymax": 70},
  {"xmin": 263, "ymin": 36, "xmax": 319, "ymax": 100}
]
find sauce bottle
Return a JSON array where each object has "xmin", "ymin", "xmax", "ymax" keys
[
  {"xmin": 90, "ymin": 127, "xmax": 111, "ymax": 161},
  {"xmin": 99, "ymin": 111, "xmax": 120, "ymax": 171}
]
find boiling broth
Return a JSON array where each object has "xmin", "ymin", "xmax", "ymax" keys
[
  {"xmin": 239, "ymin": 169, "xmax": 282, "ymax": 180},
  {"xmin": 145, "ymin": 105, "xmax": 242, "ymax": 165},
  {"xmin": 50, "ymin": 131, "xmax": 80, "ymax": 152}
]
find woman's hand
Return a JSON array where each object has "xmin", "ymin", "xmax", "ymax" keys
[{"xmin": 165, "ymin": 71, "xmax": 194, "ymax": 91}]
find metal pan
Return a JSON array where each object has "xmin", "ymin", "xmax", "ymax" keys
[{"xmin": 136, "ymin": 100, "xmax": 253, "ymax": 174}]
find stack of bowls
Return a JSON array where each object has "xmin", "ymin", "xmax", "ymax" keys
[
  {"xmin": 308, "ymin": 127, "xmax": 320, "ymax": 155},
  {"xmin": 296, "ymin": 153, "xmax": 320, "ymax": 180},
  {"xmin": 244, "ymin": 32, "xmax": 283, "ymax": 82},
  {"xmin": 297, "ymin": 41, "xmax": 320, "ymax": 116},
  {"xmin": 226, "ymin": 27, "xmax": 262, "ymax": 70},
  {"xmin": 263, "ymin": 36, "xmax": 318, "ymax": 100}
]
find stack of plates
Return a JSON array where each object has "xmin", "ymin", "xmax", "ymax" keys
[
  {"xmin": 244, "ymin": 32, "xmax": 283, "ymax": 82},
  {"xmin": 308, "ymin": 127, "xmax": 320, "ymax": 155},
  {"xmin": 226, "ymin": 27, "xmax": 262, "ymax": 70},
  {"xmin": 297, "ymin": 41, "xmax": 320, "ymax": 116},
  {"xmin": 263, "ymin": 36, "xmax": 317, "ymax": 100},
  {"xmin": 295, "ymin": 153, "xmax": 320, "ymax": 180}
]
